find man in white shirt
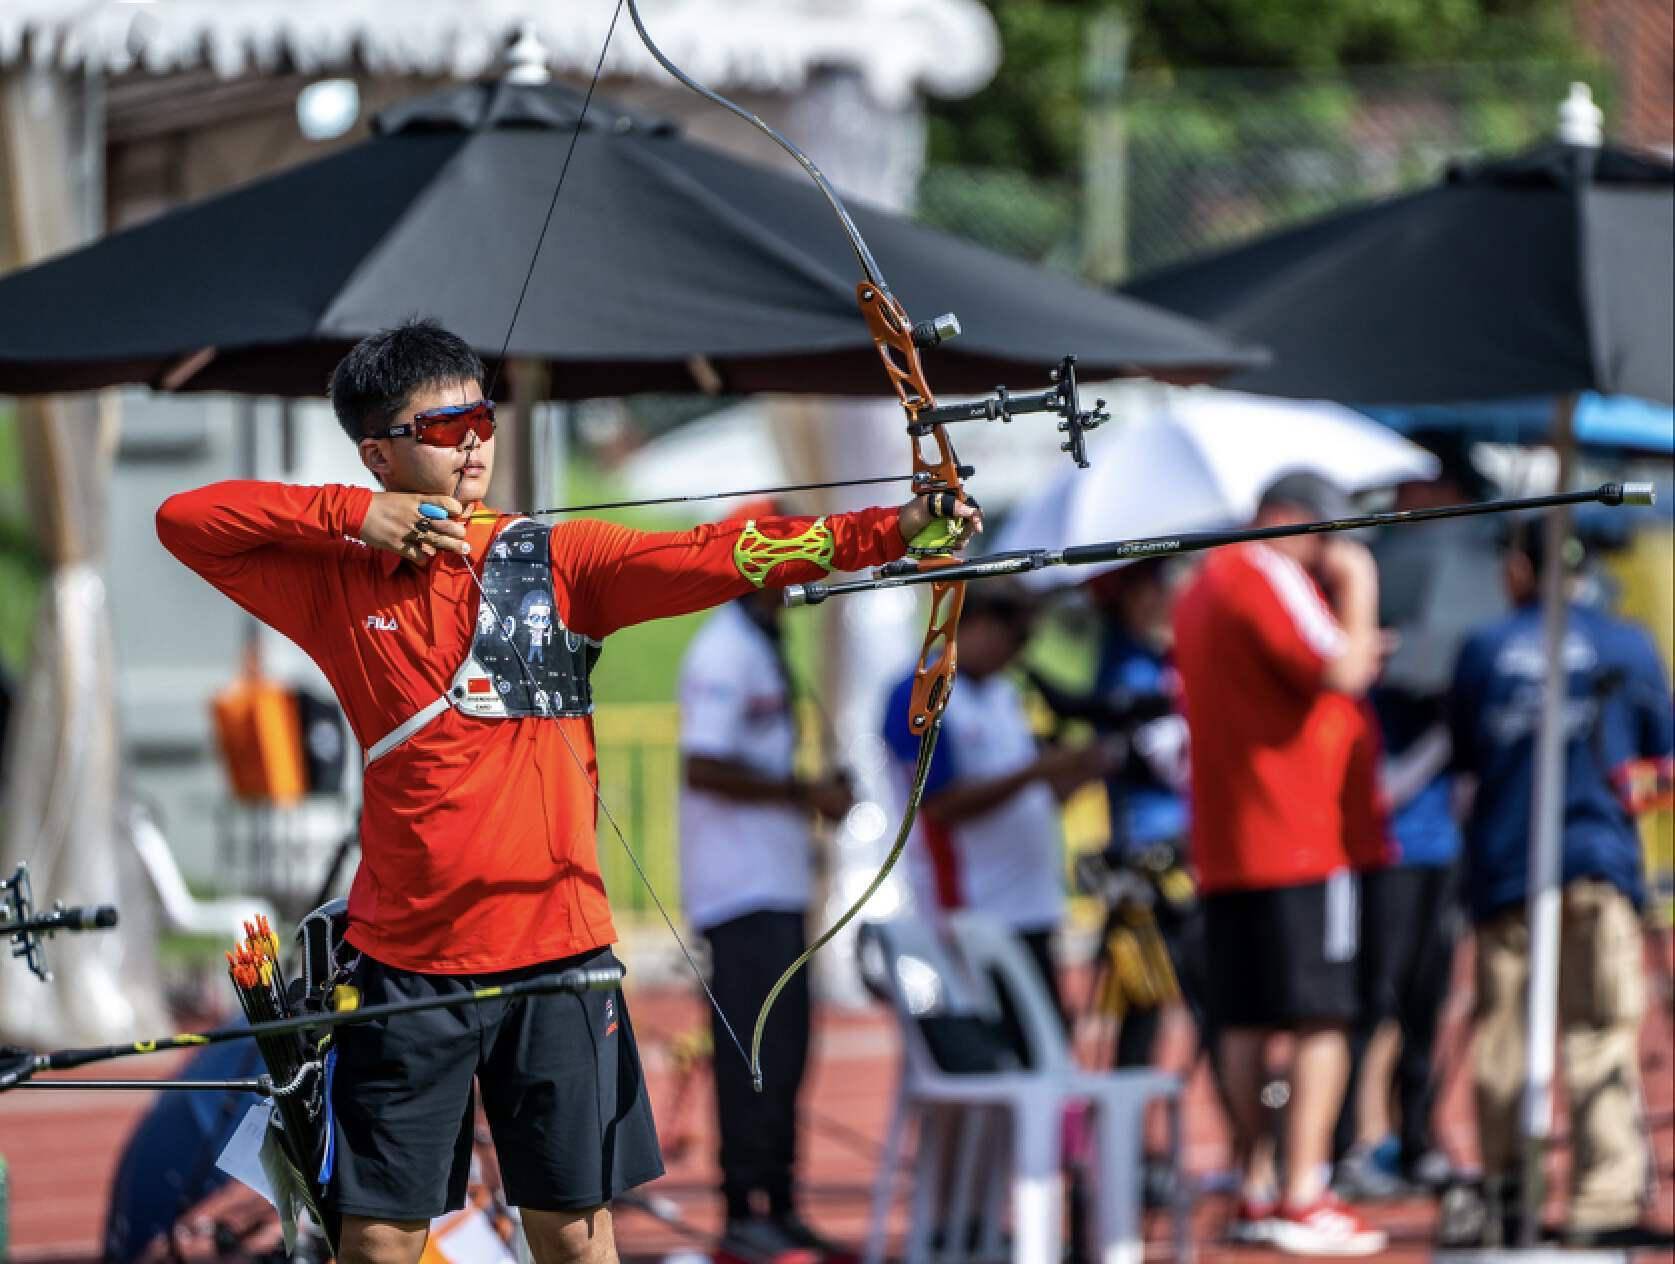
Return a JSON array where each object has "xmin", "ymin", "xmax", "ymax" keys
[
  {"xmin": 882, "ymin": 585, "xmax": 1117, "ymax": 1018},
  {"xmin": 678, "ymin": 586, "xmax": 852, "ymax": 1258}
]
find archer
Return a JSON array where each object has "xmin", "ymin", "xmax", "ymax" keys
[{"xmin": 155, "ymin": 318, "xmax": 979, "ymax": 1264}]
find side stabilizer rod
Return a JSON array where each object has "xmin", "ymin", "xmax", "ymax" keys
[{"xmin": 784, "ymin": 483, "xmax": 1655, "ymax": 607}]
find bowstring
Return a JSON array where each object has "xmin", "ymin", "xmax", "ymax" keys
[
  {"xmin": 466, "ymin": 0, "xmax": 752, "ymax": 1072},
  {"xmin": 622, "ymin": 0, "xmax": 969, "ymax": 1091},
  {"xmin": 451, "ymin": 544, "xmax": 752, "ymax": 1073},
  {"xmin": 481, "ymin": 0, "xmax": 626, "ymax": 402}
]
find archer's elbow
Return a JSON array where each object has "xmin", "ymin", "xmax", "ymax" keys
[{"xmin": 155, "ymin": 491, "xmax": 195, "ymax": 559}]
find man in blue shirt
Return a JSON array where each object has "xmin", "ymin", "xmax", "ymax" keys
[
  {"xmin": 1075, "ymin": 562, "xmax": 1201, "ymax": 1074},
  {"xmin": 1337, "ymin": 466, "xmax": 1502, "ymax": 1199},
  {"xmin": 1451, "ymin": 523, "xmax": 1674, "ymax": 1247},
  {"xmin": 1089, "ymin": 562, "xmax": 1191, "ymax": 857}
]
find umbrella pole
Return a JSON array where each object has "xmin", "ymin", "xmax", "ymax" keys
[
  {"xmin": 487, "ymin": 358, "xmax": 549, "ymax": 513},
  {"xmin": 1518, "ymin": 392, "xmax": 1577, "ymax": 1246}
]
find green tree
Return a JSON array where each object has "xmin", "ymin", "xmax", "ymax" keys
[
  {"xmin": 1122, "ymin": 0, "xmax": 1577, "ymax": 72},
  {"xmin": 927, "ymin": 0, "xmax": 1582, "ymax": 174}
]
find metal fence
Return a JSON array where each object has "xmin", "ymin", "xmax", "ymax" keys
[
  {"xmin": 1111, "ymin": 61, "xmax": 1595, "ymax": 279},
  {"xmin": 918, "ymin": 59, "xmax": 1598, "ymax": 284}
]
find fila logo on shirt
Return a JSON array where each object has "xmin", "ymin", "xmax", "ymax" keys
[{"xmin": 364, "ymin": 613, "xmax": 399, "ymax": 633}]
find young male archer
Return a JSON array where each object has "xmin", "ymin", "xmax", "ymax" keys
[{"xmin": 157, "ymin": 318, "xmax": 978, "ymax": 1264}]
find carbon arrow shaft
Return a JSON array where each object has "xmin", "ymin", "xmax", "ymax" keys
[{"xmin": 466, "ymin": 467, "xmax": 975, "ymax": 521}]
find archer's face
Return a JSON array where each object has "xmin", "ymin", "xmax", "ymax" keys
[{"xmin": 359, "ymin": 378, "xmax": 496, "ymax": 503}]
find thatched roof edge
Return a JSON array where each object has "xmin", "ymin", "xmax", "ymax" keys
[{"xmin": 0, "ymin": 0, "xmax": 1000, "ymax": 108}]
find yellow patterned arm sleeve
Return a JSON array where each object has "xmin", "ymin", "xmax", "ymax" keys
[{"xmin": 732, "ymin": 517, "xmax": 836, "ymax": 587}]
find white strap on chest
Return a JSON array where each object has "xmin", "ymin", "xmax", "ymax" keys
[{"xmin": 363, "ymin": 695, "xmax": 449, "ymax": 767}]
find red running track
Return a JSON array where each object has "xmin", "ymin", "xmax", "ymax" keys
[{"xmin": 2, "ymin": 946, "xmax": 1670, "ymax": 1262}]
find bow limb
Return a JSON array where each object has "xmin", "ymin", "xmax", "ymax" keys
[
  {"xmin": 744, "ymin": 294, "xmax": 969, "ymax": 1089},
  {"xmin": 748, "ymin": 714, "xmax": 943, "ymax": 1089}
]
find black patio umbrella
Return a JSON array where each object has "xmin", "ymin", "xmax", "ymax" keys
[
  {"xmin": 1124, "ymin": 140, "xmax": 1673, "ymax": 406},
  {"xmin": 0, "ymin": 80, "xmax": 1262, "ymax": 399}
]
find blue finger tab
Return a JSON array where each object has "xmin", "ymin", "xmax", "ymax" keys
[{"xmin": 418, "ymin": 503, "xmax": 449, "ymax": 520}]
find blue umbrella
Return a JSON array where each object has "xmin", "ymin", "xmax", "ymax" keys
[{"xmin": 1366, "ymin": 392, "xmax": 1674, "ymax": 455}]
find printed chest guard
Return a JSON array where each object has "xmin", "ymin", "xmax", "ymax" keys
[
  {"xmin": 454, "ymin": 519, "xmax": 599, "ymax": 719},
  {"xmin": 364, "ymin": 519, "xmax": 600, "ymax": 766}
]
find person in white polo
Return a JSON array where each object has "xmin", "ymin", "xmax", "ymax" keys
[
  {"xmin": 882, "ymin": 584, "xmax": 1117, "ymax": 1019},
  {"xmin": 678, "ymin": 579, "xmax": 852, "ymax": 1261}
]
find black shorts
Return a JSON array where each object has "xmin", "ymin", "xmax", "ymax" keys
[
  {"xmin": 326, "ymin": 947, "xmax": 663, "ymax": 1220},
  {"xmin": 1356, "ymin": 863, "xmax": 1457, "ymax": 1022},
  {"xmin": 1203, "ymin": 873, "xmax": 1360, "ymax": 1029}
]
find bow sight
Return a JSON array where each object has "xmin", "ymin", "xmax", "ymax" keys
[
  {"xmin": 906, "ymin": 324, "xmax": 1111, "ymax": 470},
  {"xmin": 2, "ymin": 862, "xmax": 44, "ymax": 981},
  {"xmin": 2, "ymin": 862, "xmax": 119, "ymax": 983}
]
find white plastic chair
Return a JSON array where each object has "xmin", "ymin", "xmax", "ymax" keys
[
  {"xmin": 859, "ymin": 916, "xmax": 1186, "ymax": 1264},
  {"xmin": 859, "ymin": 917, "xmax": 1047, "ymax": 1264},
  {"xmin": 129, "ymin": 798, "xmax": 277, "ymax": 937},
  {"xmin": 946, "ymin": 912, "xmax": 1187, "ymax": 1264}
]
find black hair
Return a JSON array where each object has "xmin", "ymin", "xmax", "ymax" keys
[
  {"xmin": 1406, "ymin": 428, "xmax": 1492, "ymax": 501},
  {"xmin": 1502, "ymin": 515, "xmax": 1585, "ymax": 574},
  {"xmin": 328, "ymin": 318, "xmax": 486, "ymax": 442},
  {"xmin": 963, "ymin": 584, "xmax": 1036, "ymax": 633}
]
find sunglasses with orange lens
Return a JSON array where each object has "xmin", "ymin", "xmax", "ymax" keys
[{"xmin": 370, "ymin": 399, "xmax": 496, "ymax": 447}]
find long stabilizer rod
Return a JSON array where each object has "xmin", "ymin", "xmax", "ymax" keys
[
  {"xmin": 785, "ymin": 482, "xmax": 1656, "ymax": 607},
  {"xmin": 0, "ymin": 965, "xmax": 623, "ymax": 1089}
]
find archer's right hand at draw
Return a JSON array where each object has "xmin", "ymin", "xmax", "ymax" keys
[{"xmin": 362, "ymin": 493, "xmax": 470, "ymax": 565}]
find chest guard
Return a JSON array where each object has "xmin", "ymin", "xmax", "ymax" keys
[
  {"xmin": 452, "ymin": 519, "xmax": 600, "ymax": 719},
  {"xmin": 364, "ymin": 519, "xmax": 600, "ymax": 766}
]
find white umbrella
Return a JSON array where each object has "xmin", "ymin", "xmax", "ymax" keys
[
  {"xmin": 993, "ymin": 386, "xmax": 1439, "ymax": 587},
  {"xmin": 616, "ymin": 401, "xmax": 786, "ymax": 513}
]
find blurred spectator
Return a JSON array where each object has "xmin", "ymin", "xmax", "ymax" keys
[
  {"xmin": 1031, "ymin": 561, "xmax": 1210, "ymax": 1214},
  {"xmin": 678, "ymin": 586, "xmax": 854, "ymax": 1259},
  {"xmin": 1335, "ymin": 461, "xmax": 1500, "ymax": 1199},
  {"xmin": 1028, "ymin": 561, "xmax": 1205, "ymax": 1071},
  {"xmin": 883, "ymin": 584, "xmax": 1117, "ymax": 1025},
  {"xmin": 1450, "ymin": 523, "xmax": 1674, "ymax": 1249},
  {"xmin": 1086, "ymin": 560, "xmax": 1192, "ymax": 858},
  {"xmin": 1173, "ymin": 472, "xmax": 1389, "ymax": 1256}
]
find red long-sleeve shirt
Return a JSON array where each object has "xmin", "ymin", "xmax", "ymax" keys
[
  {"xmin": 1174, "ymin": 543, "xmax": 1387, "ymax": 893},
  {"xmin": 157, "ymin": 481, "xmax": 906, "ymax": 971}
]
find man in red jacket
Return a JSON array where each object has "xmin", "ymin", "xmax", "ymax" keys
[
  {"xmin": 1172, "ymin": 473, "xmax": 1389, "ymax": 1257},
  {"xmin": 157, "ymin": 318, "xmax": 976, "ymax": 1264}
]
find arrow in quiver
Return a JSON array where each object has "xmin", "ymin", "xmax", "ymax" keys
[{"xmin": 225, "ymin": 908, "xmax": 349, "ymax": 1250}]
